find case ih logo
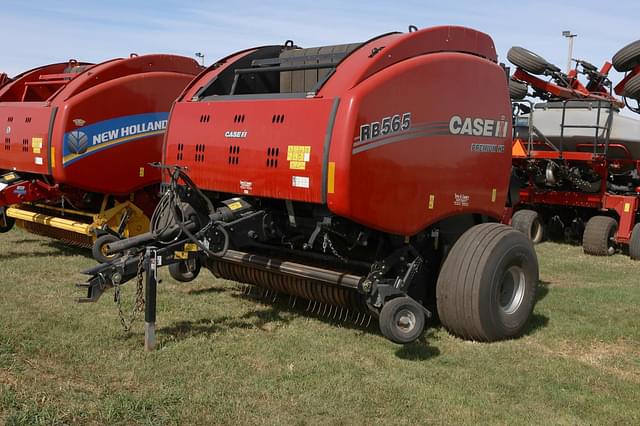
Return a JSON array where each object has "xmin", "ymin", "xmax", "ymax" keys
[
  {"xmin": 448, "ymin": 115, "xmax": 509, "ymax": 138},
  {"xmin": 225, "ymin": 130, "xmax": 248, "ymax": 138}
]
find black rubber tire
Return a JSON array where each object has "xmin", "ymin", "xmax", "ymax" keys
[
  {"xmin": 169, "ymin": 258, "xmax": 201, "ymax": 283},
  {"xmin": 622, "ymin": 74, "xmax": 640, "ymax": 100},
  {"xmin": 583, "ymin": 216, "xmax": 617, "ymax": 256},
  {"xmin": 436, "ymin": 223, "xmax": 539, "ymax": 342},
  {"xmin": 92, "ymin": 234, "xmax": 122, "ymax": 263},
  {"xmin": 612, "ymin": 40, "xmax": 640, "ymax": 72},
  {"xmin": 509, "ymin": 78, "xmax": 528, "ymax": 100},
  {"xmin": 379, "ymin": 296, "xmax": 425, "ymax": 344},
  {"xmin": 629, "ymin": 223, "xmax": 640, "ymax": 261},
  {"xmin": 511, "ymin": 209, "xmax": 544, "ymax": 244},
  {"xmin": 0, "ymin": 210, "xmax": 15, "ymax": 233},
  {"xmin": 507, "ymin": 47, "xmax": 551, "ymax": 75}
]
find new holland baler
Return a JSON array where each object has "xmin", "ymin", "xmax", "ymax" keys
[
  {"xmin": 0, "ymin": 56, "xmax": 201, "ymax": 260},
  {"xmin": 79, "ymin": 26, "xmax": 539, "ymax": 346}
]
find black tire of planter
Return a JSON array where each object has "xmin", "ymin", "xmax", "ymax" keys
[
  {"xmin": 436, "ymin": 223, "xmax": 539, "ymax": 341},
  {"xmin": 623, "ymin": 74, "xmax": 640, "ymax": 100},
  {"xmin": 379, "ymin": 296, "xmax": 425, "ymax": 344},
  {"xmin": 507, "ymin": 46, "xmax": 551, "ymax": 75},
  {"xmin": 582, "ymin": 216, "xmax": 618, "ymax": 256},
  {"xmin": 511, "ymin": 209, "xmax": 544, "ymax": 244},
  {"xmin": 509, "ymin": 78, "xmax": 529, "ymax": 100},
  {"xmin": 629, "ymin": 223, "xmax": 640, "ymax": 261},
  {"xmin": 92, "ymin": 234, "xmax": 122, "ymax": 264},
  {"xmin": 612, "ymin": 40, "xmax": 640, "ymax": 72}
]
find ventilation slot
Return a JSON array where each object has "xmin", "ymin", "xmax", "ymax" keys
[
  {"xmin": 233, "ymin": 114, "xmax": 246, "ymax": 123},
  {"xmin": 199, "ymin": 114, "xmax": 211, "ymax": 123},
  {"xmin": 7, "ymin": 117, "xmax": 13, "ymax": 123},
  {"xmin": 228, "ymin": 145, "xmax": 240, "ymax": 165},
  {"xmin": 176, "ymin": 143, "xmax": 184, "ymax": 161},
  {"xmin": 271, "ymin": 114, "xmax": 285, "ymax": 124},
  {"xmin": 266, "ymin": 146, "xmax": 279, "ymax": 168},
  {"xmin": 25, "ymin": 117, "xmax": 32, "ymax": 124},
  {"xmin": 195, "ymin": 144, "xmax": 206, "ymax": 163},
  {"xmin": 3, "ymin": 137, "xmax": 10, "ymax": 151},
  {"xmin": 22, "ymin": 138, "xmax": 29, "ymax": 152}
]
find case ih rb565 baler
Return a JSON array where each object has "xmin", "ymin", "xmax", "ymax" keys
[
  {"xmin": 0, "ymin": 56, "xmax": 201, "ymax": 259},
  {"xmin": 507, "ymin": 40, "xmax": 640, "ymax": 260},
  {"xmin": 79, "ymin": 26, "xmax": 539, "ymax": 346}
]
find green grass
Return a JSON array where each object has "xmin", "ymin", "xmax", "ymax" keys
[{"xmin": 0, "ymin": 227, "xmax": 638, "ymax": 425}]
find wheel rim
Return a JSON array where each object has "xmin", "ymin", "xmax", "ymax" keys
[
  {"xmin": 498, "ymin": 265, "xmax": 526, "ymax": 315},
  {"xmin": 607, "ymin": 227, "xmax": 617, "ymax": 256},
  {"xmin": 186, "ymin": 258, "xmax": 197, "ymax": 272},
  {"xmin": 530, "ymin": 219, "xmax": 543, "ymax": 243},
  {"xmin": 395, "ymin": 309, "xmax": 417, "ymax": 334},
  {"xmin": 100, "ymin": 243, "xmax": 115, "ymax": 260}
]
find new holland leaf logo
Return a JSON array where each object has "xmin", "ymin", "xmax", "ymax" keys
[{"xmin": 67, "ymin": 130, "xmax": 89, "ymax": 154}]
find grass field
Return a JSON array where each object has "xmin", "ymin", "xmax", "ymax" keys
[{"xmin": 0, "ymin": 227, "xmax": 638, "ymax": 425}]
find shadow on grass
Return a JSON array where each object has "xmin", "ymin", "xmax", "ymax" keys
[
  {"xmin": 45, "ymin": 241, "xmax": 93, "ymax": 258},
  {"xmin": 522, "ymin": 313, "xmax": 550, "ymax": 336},
  {"xmin": 11, "ymin": 238, "xmax": 42, "ymax": 244},
  {"xmin": 185, "ymin": 286, "xmax": 227, "ymax": 296},
  {"xmin": 0, "ymin": 240, "xmax": 92, "ymax": 261},
  {"xmin": 537, "ymin": 280, "xmax": 551, "ymax": 302},
  {"xmin": 395, "ymin": 331, "xmax": 441, "ymax": 361},
  {"xmin": 157, "ymin": 306, "xmax": 296, "ymax": 342}
]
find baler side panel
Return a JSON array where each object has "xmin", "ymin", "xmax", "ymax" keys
[
  {"xmin": 53, "ymin": 72, "xmax": 196, "ymax": 195},
  {"xmin": 328, "ymin": 52, "xmax": 512, "ymax": 236},
  {"xmin": 0, "ymin": 103, "xmax": 52, "ymax": 173},
  {"xmin": 166, "ymin": 98, "xmax": 335, "ymax": 202}
]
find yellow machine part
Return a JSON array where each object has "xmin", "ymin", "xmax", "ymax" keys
[{"xmin": 6, "ymin": 195, "xmax": 151, "ymax": 248}]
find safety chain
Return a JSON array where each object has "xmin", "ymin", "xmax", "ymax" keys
[
  {"xmin": 113, "ymin": 252, "xmax": 146, "ymax": 332},
  {"xmin": 322, "ymin": 233, "xmax": 348, "ymax": 263}
]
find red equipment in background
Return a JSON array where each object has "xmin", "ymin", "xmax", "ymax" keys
[
  {"xmin": 80, "ymin": 26, "xmax": 539, "ymax": 348},
  {"xmin": 0, "ymin": 73, "xmax": 10, "ymax": 89},
  {"xmin": 0, "ymin": 55, "xmax": 201, "ymax": 259},
  {"xmin": 507, "ymin": 42, "xmax": 640, "ymax": 260}
]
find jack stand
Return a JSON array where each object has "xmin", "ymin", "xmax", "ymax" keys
[{"xmin": 144, "ymin": 248, "xmax": 158, "ymax": 351}]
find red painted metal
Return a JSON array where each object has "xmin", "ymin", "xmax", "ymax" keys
[
  {"xmin": 0, "ymin": 56, "xmax": 201, "ymax": 210},
  {"xmin": 0, "ymin": 180, "xmax": 60, "ymax": 206},
  {"xmin": 514, "ymin": 68, "xmax": 622, "ymax": 107},
  {"xmin": 614, "ymin": 64, "xmax": 640, "ymax": 96},
  {"xmin": 164, "ymin": 26, "xmax": 511, "ymax": 236}
]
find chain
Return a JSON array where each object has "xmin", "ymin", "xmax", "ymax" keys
[
  {"xmin": 113, "ymin": 252, "xmax": 146, "ymax": 333},
  {"xmin": 322, "ymin": 233, "xmax": 348, "ymax": 263}
]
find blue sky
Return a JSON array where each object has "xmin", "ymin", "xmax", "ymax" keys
[{"xmin": 1, "ymin": 0, "xmax": 638, "ymax": 84}]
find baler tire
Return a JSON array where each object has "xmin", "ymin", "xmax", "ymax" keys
[
  {"xmin": 622, "ymin": 74, "xmax": 640, "ymax": 100},
  {"xmin": 169, "ymin": 258, "xmax": 201, "ymax": 283},
  {"xmin": 0, "ymin": 213, "xmax": 15, "ymax": 233},
  {"xmin": 507, "ymin": 47, "xmax": 551, "ymax": 75},
  {"xmin": 92, "ymin": 234, "xmax": 122, "ymax": 263},
  {"xmin": 436, "ymin": 223, "xmax": 538, "ymax": 342},
  {"xmin": 509, "ymin": 78, "xmax": 528, "ymax": 100},
  {"xmin": 629, "ymin": 223, "xmax": 640, "ymax": 261},
  {"xmin": 583, "ymin": 216, "xmax": 617, "ymax": 256},
  {"xmin": 511, "ymin": 209, "xmax": 544, "ymax": 244},
  {"xmin": 379, "ymin": 296, "xmax": 425, "ymax": 344},
  {"xmin": 612, "ymin": 40, "xmax": 640, "ymax": 72}
]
